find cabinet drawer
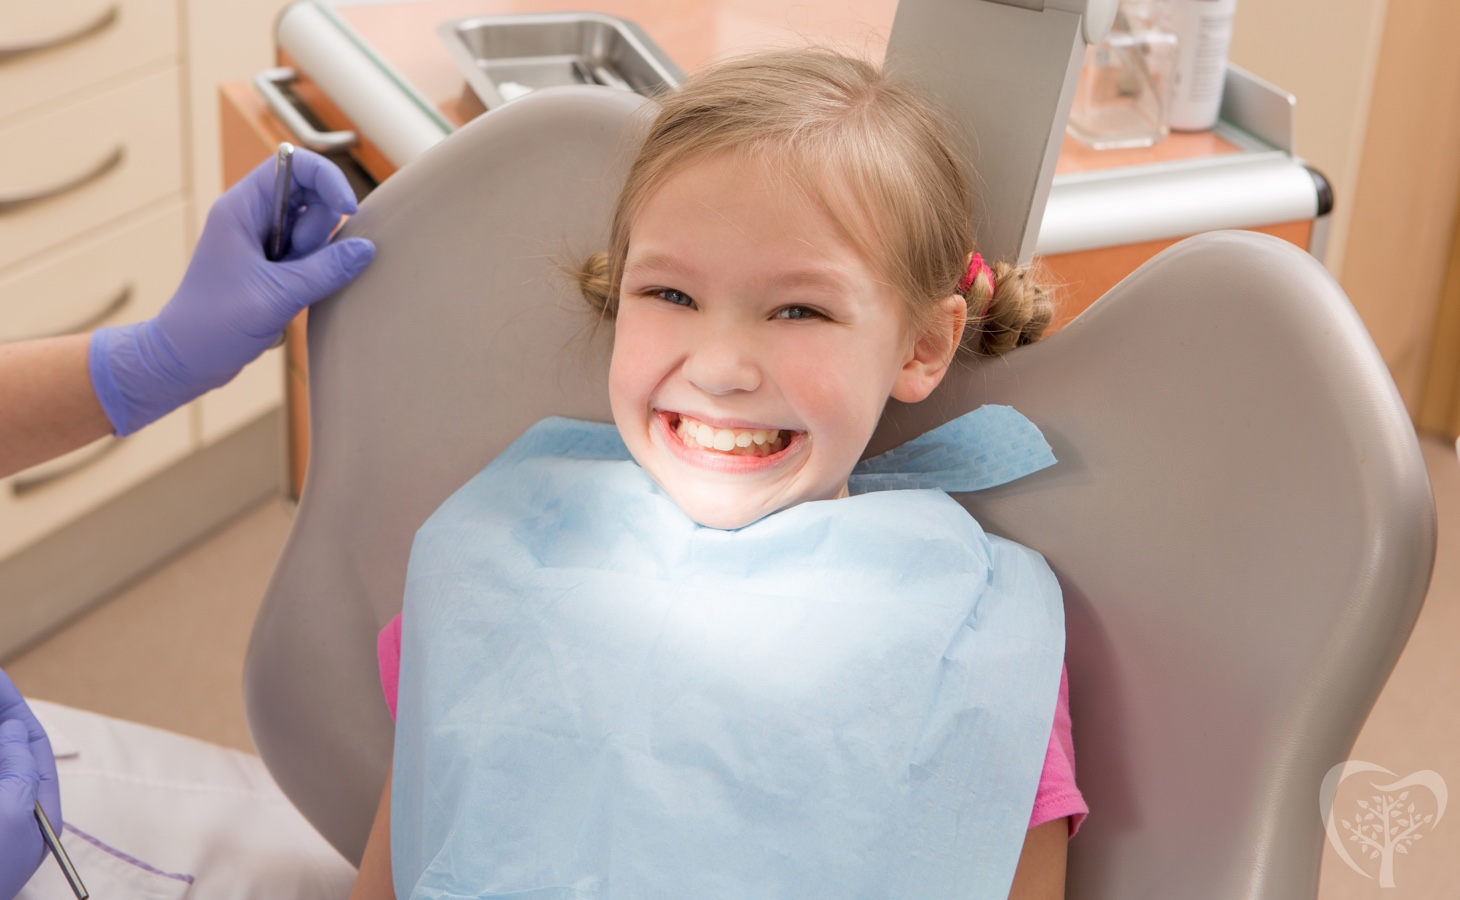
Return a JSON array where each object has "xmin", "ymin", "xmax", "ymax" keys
[
  {"xmin": 0, "ymin": 66, "xmax": 183, "ymax": 273},
  {"xmin": 199, "ymin": 346, "xmax": 284, "ymax": 445},
  {"xmin": 0, "ymin": 202, "xmax": 187, "ymax": 342},
  {"xmin": 0, "ymin": 0, "xmax": 179, "ymax": 123},
  {"xmin": 0, "ymin": 406, "xmax": 192, "ymax": 561}
]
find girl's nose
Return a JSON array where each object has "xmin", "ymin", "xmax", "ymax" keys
[{"xmin": 681, "ymin": 331, "xmax": 762, "ymax": 396}]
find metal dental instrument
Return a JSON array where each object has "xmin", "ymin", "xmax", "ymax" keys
[
  {"xmin": 265, "ymin": 142, "xmax": 296, "ymax": 262},
  {"xmin": 34, "ymin": 801, "xmax": 89, "ymax": 900}
]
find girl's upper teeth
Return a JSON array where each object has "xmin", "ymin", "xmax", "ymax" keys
[{"xmin": 677, "ymin": 415, "xmax": 785, "ymax": 452}]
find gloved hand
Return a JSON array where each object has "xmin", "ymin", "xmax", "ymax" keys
[
  {"xmin": 0, "ymin": 669, "xmax": 59, "ymax": 900},
  {"xmin": 89, "ymin": 147, "xmax": 376, "ymax": 435}
]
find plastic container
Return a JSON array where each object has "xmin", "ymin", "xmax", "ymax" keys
[
  {"xmin": 1067, "ymin": 12, "xmax": 1179, "ymax": 150},
  {"xmin": 1168, "ymin": 0, "xmax": 1238, "ymax": 131}
]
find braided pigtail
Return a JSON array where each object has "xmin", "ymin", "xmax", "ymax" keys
[
  {"xmin": 573, "ymin": 250, "xmax": 616, "ymax": 316},
  {"xmin": 959, "ymin": 260, "xmax": 1054, "ymax": 357}
]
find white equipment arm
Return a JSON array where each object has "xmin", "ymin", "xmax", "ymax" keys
[{"xmin": 885, "ymin": 0, "xmax": 1117, "ymax": 263}]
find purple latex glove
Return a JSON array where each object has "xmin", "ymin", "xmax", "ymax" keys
[
  {"xmin": 0, "ymin": 669, "xmax": 59, "ymax": 900},
  {"xmin": 89, "ymin": 148, "xmax": 376, "ymax": 436}
]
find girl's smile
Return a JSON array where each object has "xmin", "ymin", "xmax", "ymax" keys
[
  {"xmin": 657, "ymin": 409, "xmax": 803, "ymax": 470},
  {"xmin": 608, "ymin": 151, "xmax": 961, "ymax": 529}
]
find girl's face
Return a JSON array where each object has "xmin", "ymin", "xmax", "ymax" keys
[{"xmin": 609, "ymin": 151, "xmax": 960, "ymax": 530}]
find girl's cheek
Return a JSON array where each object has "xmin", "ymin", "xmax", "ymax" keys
[
  {"xmin": 775, "ymin": 333, "xmax": 864, "ymax": 404},
  {"xmin": 609, "ymin": 308, "xmax": 671, "ymax": 398}
]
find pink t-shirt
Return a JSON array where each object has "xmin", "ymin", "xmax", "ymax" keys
[{"xmin": 378, "ymin": 614, "xmax": 1086, "ymax": 836}]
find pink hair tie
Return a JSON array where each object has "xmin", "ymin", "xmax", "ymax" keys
[{"xmin": 958, "ymin": 252, "xmax": 995, "ymax": 295}]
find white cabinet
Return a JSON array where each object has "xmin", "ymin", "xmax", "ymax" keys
[
  {"xmin": 0, "ymin": 205, "xmax": 195, "ymax": 560},
  {"xmin": 0, "ymin": 3, "xmax": 289, "ymax": 625},
  {"xmin": 183, "ymin": 0, "xmax": 296, "ymax": 445},
  {"xmin": 0, "ymin": 0, "xmax": 179, "ymax": 122},
  {"xmin": 0, "ymin": 202, "xmax": 184, "ymax": 354},
  {"xmin": 0, "ymin": 67, "xmax": 185, "ymax": 272}
]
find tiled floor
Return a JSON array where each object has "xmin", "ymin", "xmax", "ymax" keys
[{"xmin": 7, "ymin": 438, "xmax": 1460, "ymax": 896}]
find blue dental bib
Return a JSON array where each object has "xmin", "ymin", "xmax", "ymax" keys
[{"xmin": 392, "ymin": 407, "xmax": 1064, "ymax": 899}]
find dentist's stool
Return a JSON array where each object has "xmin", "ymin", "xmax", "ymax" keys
[{"xmin": 244, "ymin": 86, "xmax": 1435, "ymax": 899}]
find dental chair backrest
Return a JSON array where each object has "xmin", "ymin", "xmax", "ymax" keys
[{"xmin": 245, "ymin": 7, "xmax": 1434, "ymax": 898}]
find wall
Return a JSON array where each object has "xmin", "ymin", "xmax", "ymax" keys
[
  {"xmin": 1227, "ymin": 0, "xmax": 1389, "ymax": 282},
  {"xmin": 1230, "ymin": 0, "xmax": 1460, "ymax": 417},
  {"xmin": 1349, "ymin": 0, "xmax": 1460, "ymax": 419}
]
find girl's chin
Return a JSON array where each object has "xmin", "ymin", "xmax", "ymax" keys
[
  {"xmin": 662, "ymin": 477, "xmax": 853, "ymax": 530},
  {"xmin": 634, "ymin": 417, "xmax": 853, "ymax": 528},
  {"xmin": 672, "ymin": 493, "xmax": 776, "ymax": 530}
]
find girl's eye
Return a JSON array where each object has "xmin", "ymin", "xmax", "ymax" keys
[
  {"xmin": 774, "ymin": 305, "xmax": 824, "ymax": 321},
  {"xmin": 654, "ymin": 288, "xmax": 696, "ymax": 308}
]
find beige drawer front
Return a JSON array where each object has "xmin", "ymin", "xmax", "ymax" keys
[
  {"xmin": 0, "ymin": 0, "xmax": 179, "ymax": 123},
  {"xmin": 0, "ymin": 203, "xmax": 193, "ymax": 560},
  {"xmin": 0, "ymin": 202, "xmax": 187, "ymax": 342},
  {"xmin": 200, "ymin": 346, "xmax": 284, "ymax": 444},
  {"xmin": 0, "ymin": 66, "xmax": 182, "ymax": 273},
  {"xmin": 0, "ymin": 407, "xmax": 192, "ymax": 561}
]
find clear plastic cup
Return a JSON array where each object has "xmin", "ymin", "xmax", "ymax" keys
[{"xmin": 1067, "ymin": 26, "xmax": 1180, "ymax": 150}]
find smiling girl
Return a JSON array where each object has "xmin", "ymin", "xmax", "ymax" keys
[{"xmin": 354, "ymin": 49, "xmax": 1085, "ymax": 900}]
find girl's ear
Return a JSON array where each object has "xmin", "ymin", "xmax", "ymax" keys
[{"xmin": 891, "ymin": 294, "xmax": 967, "ymax": 403}]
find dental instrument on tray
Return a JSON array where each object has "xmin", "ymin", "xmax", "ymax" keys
[
  {"xmin": 34, "ymin": 801, "xmax": 89, "ymax": 900},
  {"xmin": 265, "ymin": 142, "xmax": 296, "ymax": 262}
]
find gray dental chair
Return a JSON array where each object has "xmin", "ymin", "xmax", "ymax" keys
[{"xmin": 244, "ymin": 3, "xmax": 1435, "ymax": 898}]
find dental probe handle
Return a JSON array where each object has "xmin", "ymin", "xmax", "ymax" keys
[
  {"xmin": 33, "ymin": 801, "xmax": 88, "ymax": 900},
  {"xmin": 265, "ymin": 142, "xmax": 296, "ymax": 262}
]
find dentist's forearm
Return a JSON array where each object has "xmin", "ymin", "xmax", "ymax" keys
[{"xmin": 0, "ymin": 334, "xmax": 113, "ymax": 479}]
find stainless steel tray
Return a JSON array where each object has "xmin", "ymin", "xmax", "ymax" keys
[{"xmin": 438, "ymin": 12, "xmax": 683, "ymax": 111}]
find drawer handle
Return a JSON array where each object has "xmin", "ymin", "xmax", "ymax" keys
[
  {"xmin": 253, "ymin": 67, "xmax": 358, "ymax": 153},
  {"xmin": 0, "ymin": 145, "xmax": 125, "ymax": 214},
  {"xmin": 0, "ymin": 6, "xmax": 120, "ymax": 64},
  {"xmin": 18, "ymin": 284, "xmax": 133, "ymax": 341},
  {"xmin": 11, "ymin": 438, "xmax": 123, "ymax": 497}
]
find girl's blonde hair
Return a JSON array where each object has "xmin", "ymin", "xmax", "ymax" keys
[{"xmin": 574, "ymin": 48, "xmax": 1053, "ymax": 357}]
